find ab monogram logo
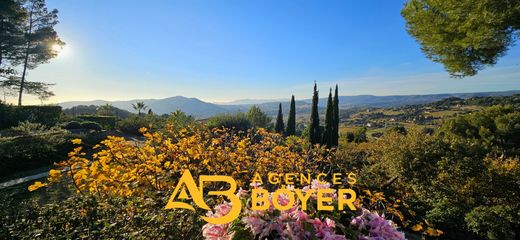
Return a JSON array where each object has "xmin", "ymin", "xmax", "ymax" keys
[{"xmin": 165, "ymin": 170, "xmax": 241, "ymax": 224}]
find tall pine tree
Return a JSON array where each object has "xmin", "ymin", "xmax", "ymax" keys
[
  {"xmin": 285, "ymin": 95, "xmax": 296, "ymax": 136},
  {"xmin": 0, "ymin": 0, "xmax": 25, "ymax": 75},
  {"xmin": 309, "ymin": 82, "xmax": 320, "ymax": 145},
  {"xmin": 332, "ymin": 85, "xmax": 339, "ymax": 147},
  {"xmin": 323, "ymin": 88, "xmax": 334, "ymax": 148},
  {"xmin": 275, "ymin": 103, "xmax": 284, "ymax": 134},
  {"xmin": 13, "ymin": 0, "xmax": 64, "ymax": 105}
]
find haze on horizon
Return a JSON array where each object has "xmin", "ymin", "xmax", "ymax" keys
[{"xmin": 5, "ymin": 0, "xmax": 520, "ymax": 105}]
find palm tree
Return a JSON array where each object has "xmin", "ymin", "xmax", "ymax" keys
[{"xmin": 132, "ymin": 101, "xmax": 148, "ymax": 116}]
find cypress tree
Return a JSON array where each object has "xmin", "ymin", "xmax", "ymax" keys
[
  {"xmin": 332, "ymin": 85, "xmax": 339, "ymax": 146},
  {"xmin": 275, "ymin": 103, "xmax": 284, "ymax": 134},
  {"xmin": 323, "ymin": 88, "xmax": 334, "ymax": 148},
  {"xmin": 285, "ymin": 95, "xmax": 296, "ymax": 136},
  {"xmin": 309, "ymin": 82, "xmax": 320, "ymax": 145}
]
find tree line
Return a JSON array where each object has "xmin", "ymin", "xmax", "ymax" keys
[
  {"xmin": 273, "ymin": 82, "xmax": 340, "ymax": 148},
  {"xmin": 0, "ymin": 0, "xmax": 63, "ymax": 105}
]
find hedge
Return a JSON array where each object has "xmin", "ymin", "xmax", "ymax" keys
[
  {"xmin": 62, "ymin": 121, "xmax": 82, "ymax": 130},
  {"xmin": 0, "ymin": 132, "xmax": 69, "ymax": 177},
  {"xmin": 80, "ymin": 121, "xmax": 102, "ymax": 131},
  {"xmin": 77, "ymin": 115, "xmax": 116, "ymax": 129},
  {"xmin": 0, "ymin": 104, "xmax": 62, "ymax": 130}
]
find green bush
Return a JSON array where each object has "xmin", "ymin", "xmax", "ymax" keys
[
  {"xmin": 80, "ymin": 121, "xmax": 102, "ymax": 131},
  {"xmin": 62, "ymin": 121, "xmax": 82, "ymax": 130},
  {"xmin": 345, "ymin": 127, "xmax": 367, "ymax": 143},
  {"xmin": 246, "ymin": 106, "xmax": 271, "ymax": 129},
  {"xmin": 0, "ymin": 123, "xmax": 70, "ymax": 177},
  {"xmin": 0, "ymin": 191, "xmax": 202, "ymax": 239},
  {"xmin": 165, "ymin": 110, "xmax": 195, "ymax": 131},
  {"xmin": 0, "ymin": 104, "xmax": 62, "ymax": 130},
  {"xmin": 77, "ymin": 115, "xmax": 116, "ymax": 129},
  {"xmin": 206, "ymin": 112, "xmax": 251, "ymax": 131},
  {"xmin": 117, "ymin": 116, "xmax": 163, "ymax": 135},
  {"xmin": 362, "ymin": 105, "xmax": 520, "ymax": 239}
]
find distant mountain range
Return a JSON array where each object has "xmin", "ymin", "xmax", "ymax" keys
[{"xmin": 58, "ymin": 90, "xmax": 520, "ymax": 118}]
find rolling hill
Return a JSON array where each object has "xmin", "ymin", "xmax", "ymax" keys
[{"xmin": 58, "ymin": 90, "xmax": 520, "ymax": 118}]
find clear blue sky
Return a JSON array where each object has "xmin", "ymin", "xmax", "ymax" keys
[{"xmin": 17, "ymin": 0, "xmax": 520, "ymax": 104}]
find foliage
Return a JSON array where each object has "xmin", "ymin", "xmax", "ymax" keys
[
  {"xmin": 206, "ymin": 112, "xmax": 251, "ymax": 132},
  {"xmin": 96, "ymin": 103, "xmax": 114, "ymax": 116},
  {"xmin": 0, "ymin": 78, "xmax": 55, "ymax": 103},
  {"xmin": 166, "ymin": 109, "xmax": 196, "ymax": 131},
  {"xmin": 440, "ymin": 105, "xmax": 520, "ymax": 154},
  {"xmin": 0, "ymin": 189, "xmax": 204, "ymax": 239},
  {"xmin": 42, "ymin": 128, "xmax": 328, "ymax": 194},
  {"xmin": 310, "ymin": 82, "xmax": 321, "ymax": 145},
  {"xmin": 117, "ymin": 115, "xmax": 161, "ymax": 135},
  {"xmin": 0, "ymin": 0, "xmax": 25, "ymax": 75},
  {"xmin": 362, "ymin": 105, "xmax": 520, "ymax": 239},
  {"xmin": 275, "ymin": 103, "xmax": 284, "ymax": 133},
  {"xmin": 62, "ymin": 105, "xmax": 133, "ymax": 118},
  {"xmin": 0, "ymin": 104, "xmax": 61, "ymax": 129},
  {"xmin": 285, "ymin": 95, "xmax": 296, "ymax": 136},
  {"xmin": 3, "ymin": 0, "xmax": 65, "ymax": 105},
  {"xmin": 17, "ymin": 126, "xmax": 415, "ymax": 239},
  {"xmin": 246, "ymin": 105, "xmax": 270, "ymax": 129},
  {"xmin": 77, "ymin": 115, "xmax": 116, "ymax": 130},
  {"xmin": 132, "ymin": 101, "xmax": 148, "ymax": 115},
  {"xmin": 62, "ymin": 121, "xmax": 81, "ymax": 130},
  {"xmin": 80, "ymin": 121, "xmax": 102, "ymax": 131},
  {"xmin": 323, "ymin": 89, "xmax": 334, "ymax": 148},
  {"xmin": 402, "ymin": 0, "xmax": 520, "ymax": 77},
  {"xmin": 345, "ymin": 127, "xmax": 367, "ymax": 143},
  {"xmin": 332, "ymin": 85, "xmax": 339, "ymax": 147},
  {"xmin": 0, "ymin": 122, "xmax": 69, "ymax": 177}
]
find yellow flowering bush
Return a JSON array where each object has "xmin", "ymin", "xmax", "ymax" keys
[{"xmin": 41, "ymin": 127, "xmax": 331, "ymax": 197}]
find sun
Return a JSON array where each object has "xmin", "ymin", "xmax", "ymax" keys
[
  {"xmin": 51, "ymin": 43, "xmax": 69, "ymax": 58},
  {"xmin": 52, "ymin": 43, "xmax": 63, "ymax": 52}
]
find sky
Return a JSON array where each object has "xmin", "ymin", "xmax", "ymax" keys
[{"xmin": 10, "ymin": 0, "xmax": 520, "ymax": 104}]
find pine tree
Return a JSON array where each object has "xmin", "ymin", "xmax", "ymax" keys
[
  {"xmin": 285, "ymin": 95, "xmax": 296, "ymax": 136},
  {"xmin": 13, "ymin": 0, "xmax": 64, "ymax": 105},
  {"xmin": 0, "ymin": 0, "xmax": 25, "ymax": 75},
  {"xmin": 323, "ymin": 88, "xmax": 334, "ymax": 148},
  {"xmin": 275, "ymin": 103, "xmax": 284, "ymax": 134},
  {"xmin": 309, "ymin": 82, "xmax": 320, "ymax": 145},
  {"xmin": 332, "ymin": 84, "xmax": 339, "ymax": 146}
]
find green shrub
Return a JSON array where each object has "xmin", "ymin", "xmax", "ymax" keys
[
  {"xmin": 77, "ymin": 115, "xmax": 116, "ymax": 129},
  {"xmin": 80, "ymin": 121, "xmax": 102, "ymax": 131},
  {"xmin": 0, "ymin": 191, "xmax": 202, "ymax": 239},
  {"xmin": 206, "ymin": 112, "xmax": 251, "ymax": 131},
  {"xmin": 0, "ymin": 124, "xmax": 70, "ymax": 177},
  {"xmin": 166, "ymin": 110, "xmax": 195, "ymax": 131},
  {"xmin": 363, "ymin": 105, "xmax": 520, "ymax": 239},
  {"xmin": 246, "ymin": 106, "xmax": 271, "ymax": 129},
  {"xmin": 117, "ymin": 116, "xmax": 162, "ymax": 135},
  {"xmin": 345, "ymin": 127, "xmax": 367, "ymax": 143},
  {"xmin": 0, "ymin": 104, "xmax": 62, "ymax": 130},
  {"xmin": 62, "ymin": 121, "xmax": 82, "ymax": 130}
]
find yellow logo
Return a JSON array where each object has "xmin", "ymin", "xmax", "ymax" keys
[
  {"xmin": 166, "ymin": 170, "xmax": 357, "ymax": 225},
  {"xmin": 165, "ymin": 170, "xmax": 241, "ymax": 224}
]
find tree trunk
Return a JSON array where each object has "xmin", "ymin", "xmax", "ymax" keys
[{"xmin": 18, "ymin": 11, "xmax": 33, "ymax": 106}]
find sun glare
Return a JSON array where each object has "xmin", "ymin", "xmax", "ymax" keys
[
  {"xmin": 52, "ymin": 43, "xmax": 63, "ymax": 52},
  {"xmin": 51, "ymin": 43, "xmax": 69, "ymax": 58}
]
